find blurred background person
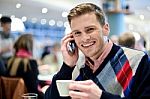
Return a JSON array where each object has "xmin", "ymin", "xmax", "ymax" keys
[
  {"xmin": 0, "ymin": 16, "xmax": 14, "ymax": 66},
  {"xmin": 110, "ymin": 35, "xmax": 119, "ymax": 45},
  {"xmin": 118, "ymin": 32, "xmax": 135, "ymax": 49},
  {"xmin": 40, "ymin": 42, "xmax": 61, "ymax": 74},
  {"xmin": 5, "ymin": 34, "xmax": 43, "ymax": 98},
  {"xmin": 41, "ymin": 45, "xmax": 51, "ymax": 61},
  {"xmin": 133, "ymin": 32, "xmax": 147, "ymax": 52},
  {"xmin": 37, "ymin": 42, "xmax": 62, "ymax": 94}
]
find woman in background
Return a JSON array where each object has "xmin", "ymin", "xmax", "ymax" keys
[{"xmin": 6, "ymin": 34, "xmax": 40, "ymax": 97}]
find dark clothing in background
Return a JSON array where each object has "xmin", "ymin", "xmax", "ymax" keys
[
  {"xmin": 0, "ymin": 58, "xmax": 6, "ymax": 75},
  {"xmin": 5, "ymin": 59, "xmax": 39, "ymax": 93}
]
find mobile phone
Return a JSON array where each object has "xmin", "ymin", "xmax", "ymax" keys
[{"xmin": 68, "ymin": 40, "xmax": 76, "ymax": 54}]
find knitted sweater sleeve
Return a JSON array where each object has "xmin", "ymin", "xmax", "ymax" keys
[{"xmin": 44, "ymin": 62, "xmax": 74, "ymax": 99}]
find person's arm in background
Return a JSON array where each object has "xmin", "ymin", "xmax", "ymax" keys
[
  {"xmin": 0, "ymin": 37, "xmax": 14, "ymax": 55},
  {"xmin": 0, "ymin": 47, "xmax": 11, "ymax": 54}
]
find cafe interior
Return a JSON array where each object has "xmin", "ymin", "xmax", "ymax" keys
[{"xmin": 0, "ymin": 0, "xmax": 150, "ymax": 99}]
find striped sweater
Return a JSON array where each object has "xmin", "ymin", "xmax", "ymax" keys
[{"xmin": 44, "ymin": 44, "xmax": 150, "ymax": 99}]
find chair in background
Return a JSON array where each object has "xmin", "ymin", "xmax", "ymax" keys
[
  {"xmin": 0, "ymin": 76, "xmax": 27, "ymax": 99},
  {"xmin": 0, "ymin": 77, "xmax": 2, "ymax": 99}
]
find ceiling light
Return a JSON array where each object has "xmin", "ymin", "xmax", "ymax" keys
[
  {"xmin": 42, "ymin": 8, "xmax": 48, "ymax": 13},
  {"xmin": 16, "ymin": 3, "xmax": 21, "ymax": 8},
  {"xmin": 64, "ymin": 21, "xmax": 69, "ymax": 27},
  {"xmin": 49, "ymin": 20, "xmax": 55, "ymax": 26},
  {"xmin": 11, "ymin": 15, "xmax": 15, "ymax": 19},
  {"xmin": 31, "ymin": 18, "xmax": 37, "ymax": 23},
  {"xmin": 21, "ymin": 16, "xmax": 27, "ymax": 22},
  {"xmin": 11, "ymin": 18, "xmax": 25, "ymax": 32},
  {"xmin": 41, "ymin": 19, "xmax": 47, "ymax": 25},
  {"xmin": 56, "ymin": 21, "xmax": 63, "ymax": 27},
  {"xmin": 62, "ymin": 11, "xmax": 68, "ymax": 17}
]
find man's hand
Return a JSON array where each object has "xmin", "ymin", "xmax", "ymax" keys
[
  {"xmin": 61, "ymin": 33, "xmax": 78, "ymax": 67},
  {"xmin": 69, "ymin": 80, "xmax": 102, "ymax": 99}
]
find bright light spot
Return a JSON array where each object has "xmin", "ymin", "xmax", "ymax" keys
[
  {"xmin": 0, "ymin": 14, "xmax": 2, "ymax": 18},
  {"xmin": 49, "ymin": 20, "xmax": 55, "ymax": 26},
  {"xmin": 56, "ymin": 21, "xmax": 63, "ymax": 27},
  {"xmin": 16, "ymin": 3, "xmax": 21, "ymax": 8},
  {"xmin": 11, "ymin": 15, "xmax": 15, "ymax": 19},
  {"xmin": 132, "ymin": 32, "xmax": 141, "ymax": 41},
  {"xmin": 31, "ymin": 18, "xmax": 37, "ymax": 23},
  {"xmin": 21, "ymin": 16, "xmax": 27, "ymax": 22},
  {"xmin": 42, "ymin": 8, "xmax": 48, "ymax": 13},
  {"xmin": 64, "ymin": 21, "xmax": 69, "ymax": 27},
  {"xmin": 11, "ymin": 18, "xmax": 25, "ymax": 32},
  {"xmin": 62, "ymin": 11, "xmax": 68, "ymax": 17},
  {"xmin": 139, "ymin": 15, "xmax": 144, "ymax": 20},
  {"xmin": 41, "ymin": 19, "xmax": 47, "ymax": 25}
]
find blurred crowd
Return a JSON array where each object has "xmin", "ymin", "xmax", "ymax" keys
[{"xmin": 0, "ymin": 16, "xmax": 62, "ymax": 99}]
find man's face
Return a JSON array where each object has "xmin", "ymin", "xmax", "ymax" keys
[
  {"xmin": 70, "ymin": 13, "xmax": 109, "ymax": 58},
  {"xmin": 1, "ymin": 23, "xmax": 11, "ymax": 33}
]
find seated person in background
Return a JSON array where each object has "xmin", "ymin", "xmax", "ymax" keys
[
  {"xmin": 41, "ymin": 45, "xmax": 51, "ymax": 61},
  {"xmin": 118, "ymin": 32, "xmax": 135, "ymax": 49},
  {"xmin": 5, "ymin": 34, "xmax": 41, "ymax": 97},
  {"xmin": 45, "ymin": 3, "xmax": 150, "ymax": 99},
  {"xmin": 41, "ymin": 42, "xmax": 62, "ymax": 74}
]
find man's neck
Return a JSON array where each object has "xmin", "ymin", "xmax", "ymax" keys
[{"xmin": 90, "ymin": 42, "xmax": 108, "ymax": 61}]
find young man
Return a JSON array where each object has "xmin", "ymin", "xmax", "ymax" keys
[
  {"xmin": 0, "ymin": 16, "xmax": 14, "ymax": 65},
  {"xmin": 45, "ymin": 3, "xmax": 150, "ymax": 99}
]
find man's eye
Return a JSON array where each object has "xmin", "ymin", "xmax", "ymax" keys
[
  {"xmin": 86, "ymin": 28, "xmax": 95, "ymax": 33},
  {"xmin": 74, "ymin": 32, "xmax": 81, "ymax": 35}
]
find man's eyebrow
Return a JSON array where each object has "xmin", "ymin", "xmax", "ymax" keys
[
  {"xmin": 85, "ymin": 25, "xmax": 95, "ymax": 28},
  {"xmin": 71, "ymin": 25, "xmax": 96, "ymax": 33},
  {"xmin": 71, "ymin": 30, "xmax": 79, "ymax": 33}
]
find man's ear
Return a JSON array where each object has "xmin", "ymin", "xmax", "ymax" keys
[{"xmin": 102, "ymin": 23, "xmax": 110, "ymax": 36}]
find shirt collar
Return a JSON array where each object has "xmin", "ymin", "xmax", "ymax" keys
[{"xmin": 85, "ymin": 40, "xmax": 113, "ymax": 72}]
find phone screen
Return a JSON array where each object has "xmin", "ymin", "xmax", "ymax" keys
[{"xmin": 68, "ymin": 40, "xmax": 76, "ymax": 54}]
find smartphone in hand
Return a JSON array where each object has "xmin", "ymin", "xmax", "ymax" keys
[{"xmin": 68, "ymin": 40, "xmax": 76, "ymax": 54}]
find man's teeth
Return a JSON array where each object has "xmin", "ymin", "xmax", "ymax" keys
[{"xmin": 82, "ymin": 42, "xmax": 94, "ymax": 47}]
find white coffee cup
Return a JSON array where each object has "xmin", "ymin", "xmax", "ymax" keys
[{"xmin": 56, "ymin": 80, "xmax": 73, "ymax": 97}]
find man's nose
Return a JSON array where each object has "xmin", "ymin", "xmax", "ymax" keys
[{"xmin": 82, "ymin": 33, "xmax": 91, "ymax": 41}]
